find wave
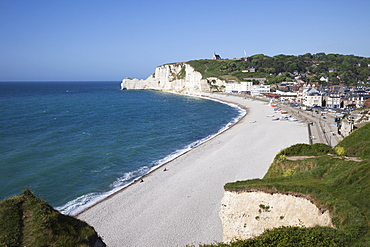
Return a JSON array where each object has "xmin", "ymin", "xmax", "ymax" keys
[{"xmin": 56, "ymin": 97, "xmax": 246, "ymax": 216}]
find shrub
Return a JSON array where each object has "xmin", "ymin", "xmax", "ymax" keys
[
  {"xmin": 276, "ymin": 143, "xmax": 333, "ymax": 158},
  {"xmin": 335, "ymin": 146, "xmax": 345, "ymax": 156}
]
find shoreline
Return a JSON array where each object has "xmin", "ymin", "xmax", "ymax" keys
[
  {"xmin": 70, "ymin": 93, "xmax": 246, "ymax": 217},
  {"xmin": 77, "ymin": 93, "xmax": 308, "ymax": 247}
]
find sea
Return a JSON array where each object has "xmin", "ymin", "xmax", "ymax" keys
[{"xmin": 0, "ymin": 81, "xmax": 244, "ymax": 215}]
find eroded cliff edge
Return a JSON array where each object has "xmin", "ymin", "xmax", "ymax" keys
[
  {"xmin": 220, "ymin": 191, "xmax": 333, "ymax": 243},
  {"xmin": 121, "ymin": 63, "xmax": 224, "ymax": 95},
  {"xmin": 218, "ymin": 137, "xmax": 370, "ymax": 246}
]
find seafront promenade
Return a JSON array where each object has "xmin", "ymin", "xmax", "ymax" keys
[
  {"xmin": 216, "ymin": 93, "xmax": 342, "ymax": 147},
  {"xmin": 276, "ymin": 103, "xmax": 343, "ymax": 146},
  {"xmin": 77, "ymin": 93, "xmax": 308, "ymax": 247}
]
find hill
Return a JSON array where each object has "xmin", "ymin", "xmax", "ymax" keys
[
  {"xmin": 0, "ymin": 189, "xmax": 105, "ymax": 247},
  {"xmin": 186, "ymin": 53, "xmax": 370, "ymax": 85},
  {"xmin": 203, "ymin": 123, "xmax": 370, "ymax": 246}
]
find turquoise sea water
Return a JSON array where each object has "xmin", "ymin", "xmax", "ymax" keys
[{"xmin": 0, "ymin": 81, "xmax": 243, "ymax": 215}]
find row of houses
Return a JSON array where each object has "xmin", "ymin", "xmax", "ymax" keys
[
  {"xmin": 224, "ymin": 79, "xmax": 370, "ymax": 109},
  {"xmin": 276, "ymin": 82, "xmax": 370, "ymax": 109},
  {"xmin": 297, "ymin": 85, "xmax": 370, "ymax": 109}
]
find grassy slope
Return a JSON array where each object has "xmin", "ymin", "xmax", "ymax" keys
[
  {"xmin": 335, "ymin": 122, "xmax": 370, "ymax": 159},
  {"xmin": 186, "ymin": 59, "xmax": 262, "ymax": 81},
  {"xmin": 0, "ymin": 189, "xmax": 102, "ymax": 247},
  {"xmin": 203, "ymin": 123, "xmax": 370, "ymax": 247}
]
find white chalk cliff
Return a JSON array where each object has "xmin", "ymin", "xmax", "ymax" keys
[
  {"xmin": 220, "ymin": 191, "xmax": 334, "ymax": 243},
  {"xmin": 121, "ymin": 63, "xmax": 224, "ymax": 95}
]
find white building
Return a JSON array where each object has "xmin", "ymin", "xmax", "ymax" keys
[
  {"xmin": 225, "ymin": 81, "xmax": 252, "ymax": 93},
  {"xmin": 324, "ymin": 94, "xmax": 342, "ymax": 108},
  {"xmin": 302, "ymin": 88, "xmax": 322, "ymax": 107},
  {"xmin": 320, "ymin": 76, "xmax": 330, "ymax": 82},
  {"xmin": 250, "ymin": 84, "xmax": 270, "ymax": 96},
  {"xmin": 274, "ymin": 90, "xmax": 298, "ymax": 103},
  {"xmin": 225, "ymin": 81, "xmax": 270, "ymax": 95}
]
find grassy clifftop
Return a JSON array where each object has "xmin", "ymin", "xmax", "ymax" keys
[
  {"xmin": 0, "ymin": 189, "xmax": 104, "ymax": 247},
  {"xmin": 214, "ymin": 123, "xmax": 370, "ymax": 247}
]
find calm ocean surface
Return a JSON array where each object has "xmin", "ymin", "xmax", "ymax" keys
[{"xmin": 0, "ymin": 81, "xmax": 244, "ymax": 215}]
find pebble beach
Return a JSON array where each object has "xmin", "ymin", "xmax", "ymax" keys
[{"xmin": 77, "ymin": 93, "xmax": 308, "ymax": 247}]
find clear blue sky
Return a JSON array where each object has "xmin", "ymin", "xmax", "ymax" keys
[{"xmin": 1, "ymin": 0, "xmax": 370, "ymax": 81}]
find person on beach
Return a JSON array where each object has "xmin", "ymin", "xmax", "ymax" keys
[{"xmin": 164, "ymin": 168, "xmax": 167, "ymax": 171}]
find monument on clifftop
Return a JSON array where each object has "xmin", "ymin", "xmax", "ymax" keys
[{"xmin": 212, "ymin": 52, "xmax": 221, "ymax": 60}]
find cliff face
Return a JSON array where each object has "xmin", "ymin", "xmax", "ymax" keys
[
  {"xmin": 220, "ymin": 191, "xmax": 334, "ymax": 243},
  {"xmin": 121, "ymin": 63, "xmax": 214, "ymax": 95},
  {"xmin": 340, "ymin": 108, "xmax": 370, "ymax": 137}
]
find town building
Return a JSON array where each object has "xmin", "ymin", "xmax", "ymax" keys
[
  {"xmin": 224, "ymin": 81, "xmax": 270, "ymax": 96},
  {"xmin": 225, "ymin": 81, "xmax": 252, "ymax": 93},
  {"xmin": 303, "ymin": 88, "xmax": 322, "ymax": 107}
]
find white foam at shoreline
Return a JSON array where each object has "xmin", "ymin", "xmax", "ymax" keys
[
  {"xmin": 77, "ymin": 94, "xmax": 309, "ymax": 247},
  {"xmin": 57, "ymin": 98, "xmax": 246, "ymax": 216}
]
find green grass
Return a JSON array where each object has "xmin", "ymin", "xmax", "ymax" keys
[
  {"xmin": 186, "ymin": 59, "xmax": 263, "ymax": 81},
  {"xmin": 195, "ymin": 226, "xmax": 349, "ymax": 247},
  {"xmin": 0, "ymin": 189, "xmax": 102, "ymax": 247},
  {"xmin": 187, "ymin": 60, "xmax": 225, "ymax": 79},
  {"xmin": 335, "ymin": 122, "xmax": 370, "ymax": 159},
  {"xmin": 215, "ymin": 123, "xmax": 370, "ymax": 246},
  {"xmin": 182, "ymin": 59, "xmax": 297, "ymax": 83},
  {"xmin": 275, "ymin": 143, "xmax": 335, "ymax": 157}
]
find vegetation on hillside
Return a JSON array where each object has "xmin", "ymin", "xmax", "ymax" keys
[
  {"xmin": 204, "ymin": 123, "xmax": 370, "ymax": 246},
  {"xmin": 197, "ymin": 226, "xmax": 348, "ymax": 247},
  {"xmin": 335, "ymin": 122, "xmax": 370, "ymax": 159},
  {"xmin": 0, "ymin": 189, "xmax": 104, "ymax": 247},
  {"xmin": 186, "ymin": 53, "xmax": 370, "ymax": 85}
]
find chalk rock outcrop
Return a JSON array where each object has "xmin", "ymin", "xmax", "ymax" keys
[
  {"xmin": 220, "ymin": 191, "xmax": 334, "ymax": 243},
  {"xmin": 121, "ymin": 63, "xmax": 214, "ymax": 95},
  {"xmin": 340, "ymin": 108, "xmax": 370, "ymax": 137}
]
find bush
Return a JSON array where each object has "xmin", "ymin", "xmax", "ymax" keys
[
  {"xmin": 276, "ymin": 143, "xmax": 333, "ymax": 159},
  {"xmin": 335, "ymin": 146, "xmax": 345, "ymax": 156}
]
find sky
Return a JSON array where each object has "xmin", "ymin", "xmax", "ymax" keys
[{"xmin": 1, "ymin": 0, "xmax": 370, "ymax": 81}]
